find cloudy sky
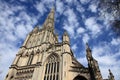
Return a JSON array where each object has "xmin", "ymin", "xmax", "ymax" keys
[{"xmin": 0, "ymin": 0, "xmax": 120, "ymax": 80}]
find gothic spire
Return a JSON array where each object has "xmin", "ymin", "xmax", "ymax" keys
[{"xmin": 43, "ymin": 7, "xmax": 55, "ymax": 31}]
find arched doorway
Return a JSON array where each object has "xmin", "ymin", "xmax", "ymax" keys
[{"xmin": 73, "ymin": 75, "xmax": 87, "ymax": 80}]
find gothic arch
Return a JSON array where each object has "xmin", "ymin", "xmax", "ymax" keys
[
  {"xmin": 47, "ymin": 53, "xmax": 59, "ymax": 60},
  {"xmin": 43, "ymin": 53, "xmax": 60, "ymax": 64},
  {"xmin": 73, "ymin": 75, "xmax": 87, "ymax": 80},
  {"xmin": 44, "ymin": 53, "xmax": 60, "ymax": 80}
]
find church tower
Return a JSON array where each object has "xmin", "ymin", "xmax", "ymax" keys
[{"xmin": 5, "ymin": 8, "xmax": 114, "ymax": 80}]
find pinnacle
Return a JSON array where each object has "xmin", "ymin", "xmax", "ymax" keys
[
  {"xmin": 86, "ymin": 43, "xmax": 92, "ymax": 52},
  {"xmin": 86, "ymin": 43, "xmax": 89, "ymax": 49},
  {"xmin": 51, "ymin": 7, "xmax": 55, "ymax": 13},
  {"xmin": 109, "ymin": 69, "xmax": 112, "ymax": 74},
  {"xmin": 63, "ymin": 30, "xmax": 69, "ymax": 36},
  {"xmin": 32, "ymin": 26, "xmax": 39, "ymax": 33}
]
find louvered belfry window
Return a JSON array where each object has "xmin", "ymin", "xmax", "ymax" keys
[{"xmin": 44, "ymin": 54, "xmax": 59, "ymax": 80}]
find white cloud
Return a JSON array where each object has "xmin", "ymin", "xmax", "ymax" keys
[
  {"xmin": 89, "ymin": 4, "xmax": 97, "ymax": 13},
  {"xmin": 64, "ymin": 9, "xmax": 78, "ymax": 27},
  {"xmin": 0, "ymin": 41, "xmax": 19, "ymax": 79},
  {"xmin": 85, "ymin": 17, "xmax": 102, "ymax": 38},
  {"xmin": 16, "ymin": 24, "xmax": 28, "ymax": 39},
  {"xmin": 56, "ymin": 0, "xmax": 64, "ymax": 15},
  {"xmin": 35, "ymin": 2, "xmax": 47, "ymax": 15},
  {"xmin": 76, "ymin": 4, "xmax": 85, "ymax": 13},
  {"xmin": 65, "ymin": 0, "xmax": 73, "ymax": 3},
  {"xmin": 92, "ymin": 45, "xmax": 109, "ymax": 57},
  {"xmin": 63, "ymin": 8, "xmax": 79, "ymax": 37},
  {"xmin": 82, "ymin": 33, "xmax": 90, "ymax": 44},
  {"xmin": 63, "ymin": 23, "xmax": 75, "ymax": 37},
  {"xmin": 77, "ymin": 57, "xmax": 88, "ymax": 67},
  {"xmin": 36, "ymin": 0, "xmax": 55, "ymax": 10},
  {"xmin": 80, "ymin": 0, "xmax": 91, "ymax": 4},
  {"xmin": 19, "ymin": 0, "xmax": 26, "ymax": 2},
  {"xmin": 98, "ymin": 9, "xmax": 115, "ymax": 31},
  {"xmin": 43, "ymin": 0, "xmax": 54, "ymax": 4},
  {"xmin": 72, "ymin": 44, "xmax": 77, "ymax": 51},
  {"xmin": 111, "ymin": 38, "xmax": 120, "ymax": 46},
  {"xmin": 77, "ymin": 27, "xmax": 85, "ymax": 34}
]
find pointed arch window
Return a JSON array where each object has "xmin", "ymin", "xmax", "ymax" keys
[{"xmin": 44, "ymin": 54, "xmax": 59, "ymax": 80}]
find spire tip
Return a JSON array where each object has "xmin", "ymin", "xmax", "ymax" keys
[{"xmin": 86, "ymin": 43, "xmax": 89, "ymax": 49}]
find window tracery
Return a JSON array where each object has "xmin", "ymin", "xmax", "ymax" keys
[{"xmin": 44, "ymin": 54, "xmax": 59, "ymax": 80}]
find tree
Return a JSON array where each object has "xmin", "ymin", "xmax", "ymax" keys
[{"xmin": 98, "ymin": 0, "xmax": 120, "ymax": 36}]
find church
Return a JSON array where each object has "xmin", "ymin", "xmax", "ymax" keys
[{"xmin": 5, "ymin": 8, "xmax": 115, "ymax": 80}]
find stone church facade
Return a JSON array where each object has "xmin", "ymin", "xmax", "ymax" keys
[{"xmin": 5, "ymin": 8, "xmax": 115, "ymax": 80}]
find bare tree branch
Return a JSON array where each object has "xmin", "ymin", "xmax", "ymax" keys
[{"xmin": 98, "ymin": 0, "xmax": 120, "ymax": 36}]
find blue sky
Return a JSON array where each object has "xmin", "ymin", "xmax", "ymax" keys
[{"xmin": 0, "ymin": 0, "xmax": 120, "ymax": 80}]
